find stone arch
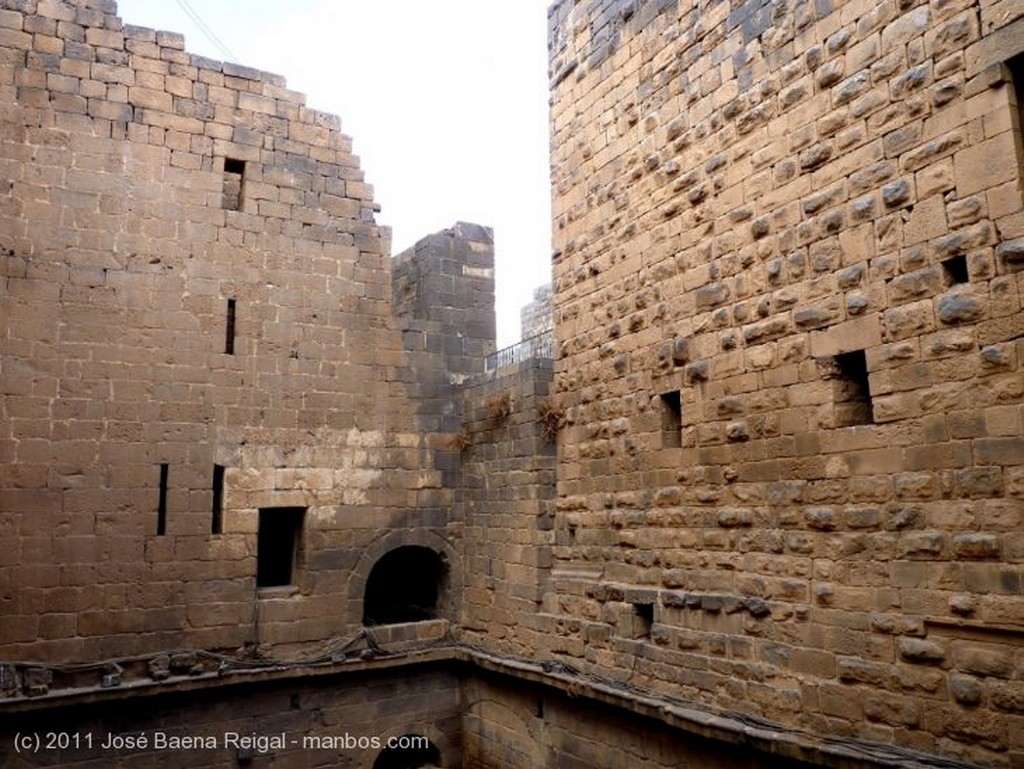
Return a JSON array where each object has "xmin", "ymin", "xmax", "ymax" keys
[
  {"xmin": 363, "ymin": 545, "xmax": 444, "ymax": 625},
  {"xmin": 347, "ymin": 529, "xmax": 460, "ymax": 627},
  {"xmin": 369, "ymin": 730, "xmax": 445, "ymax": 769}
]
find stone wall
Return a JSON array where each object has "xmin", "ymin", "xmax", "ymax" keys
[
  {"xmin": 393, "ymin": 223, "xmax": 496, "ymax": 367},
  {"xmin": 0, "ymin": 0, "xmax": 469, "ymax": 670},
  {"xmin": 5, "ymin": 0, "xmax": 1024, "ymax": 765},
  {"xmin": 461, "ymin": 669, "xmax": 832, "ymax": 769},
  {"xmin": 520, "ymin": 283, "xmax": 555, "ymax": 340},
  {"xmin": 458, "ymin": 357, "xmax": 557, "ymax": 656},
  {"xmin": 548, "ymin": 0, "xmax": 1024, "ymax": 766},
  {"xmin": 0, "ymin": 662, "xmax": 462, "ymax": 768},
  {"xmin": 392, "ymin": 223, "xmax": 496, "ymax": 487}
]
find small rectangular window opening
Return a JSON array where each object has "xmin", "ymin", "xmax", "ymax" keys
[
  {"xmin": 257, "ymin": 507, "xmax": 305, "ymax": 588},
  {"xmin": 942, "ymin": 255, "xmax": 969, "ymax": 286},
  {"xmin": 659, "ymin": 390, "xmax": 682, "ymax": 448},
  {"xmin": 223, "ymin": 158, "xmax": 244, "ymax": 211},
  {"xmin": 833, "ymin": 350, "xmax": 873, "ymax": 426},
  {"xmin": 225, "ymin": 298, "xmax": 236, "ymax": 355},
  {"xmin": 157, "ymin": 463, "xmax": 169, "ymax": 536},
  {"xmin": 211, "ymin": 464, "xmax": 225, "ymax": 535},
  {"xmin": 633, "ymin": 602, "xmax": 654, "ymax": 640}
]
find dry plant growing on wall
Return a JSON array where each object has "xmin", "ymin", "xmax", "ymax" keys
[
  {"xmin": 538, "ymin": 398, "xmax": 566, "ymax": 442},
  {"xmin": 485, "ymin": 391, "xmax": 513, "ymax": 421},
  {"xmin": 447, "ymin": 425, "xmax": 472, "ymax": 452}
]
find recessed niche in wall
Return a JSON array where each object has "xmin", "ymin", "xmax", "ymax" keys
[
  {"xmin": 223, "ymin": 158, "xmax": 244, "ymax": 211},
  {"xmin": 942, "ymin": 255, "xmax": 969, "ymax": 286},
  {"xmin": 832, "ymin": 350, "xmax": 873, "ymax": 427},
  {"xmin": 659, "ymin": 390, "xmax": 682, "ymax": 448},
  {"xmin": 633, "ymin": 602, "xmax": 654, "ymax": 640},
  {"xmin": 363, "ymin": 546, "xmax": 445, "ymax": 625},
  {"xmin": 257, "ymin": 507, "xmax": 305, "ymax": 588}
]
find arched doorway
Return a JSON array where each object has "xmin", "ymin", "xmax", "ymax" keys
[{"xmin": 371, "ymin": 734, "xmax": 441, "ymax": 768}]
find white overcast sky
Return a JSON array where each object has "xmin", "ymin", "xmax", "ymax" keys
[{"xmin": 117, "ymin": 0, "xmax": 553, "ymax": 347}]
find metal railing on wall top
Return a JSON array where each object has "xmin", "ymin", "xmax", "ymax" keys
[{"xmin": 484, "ymin": 331, "xmax": 554, "ymax": 372}]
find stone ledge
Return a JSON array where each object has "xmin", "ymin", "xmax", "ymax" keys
[
  {"xmin": 965, "ymin": 17, "xmax": 1024, "ymax": 76},
  {"xmin": 365, "ymin": 618, "xmax": 450, "ymax": 651},
  {"xmin": 0, "ymin": 643, "xmax": 993, "ymax": 769},
  {"xmin": 464, "ymin": 648, "xmax": 987, "ymax": 769},
  {"xmin": 0, "ymin": 647, "xmax": 457, "ymax": 714}
]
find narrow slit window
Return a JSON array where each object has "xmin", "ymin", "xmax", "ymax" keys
[
  {"xmin": 941, "ymin": 255, "xmax": 969, "ymax": 285},
  {"xmin": 833, "ymin": 350, "xmax": 873, "ymax": 426},
  {"xmin": 157, "ymin": 463, "xmax": 168, "ymax": 536},
  {"xmin": 225, "ymin": 298, "xmax": 236, "ymax": 355},
  {"xmin": 257, "ymin": 507, "xmax": 305, "ymax": 588},
  {"xmin": 659, "ymin": 390, "xmax": 682, "ymax": 448},
  {"xmin": 1011, "ymin": 56, "xmax": 1023, "ymax": 174},
  {"xmin": 223, "ymin": 158, "xmax": 244, "ymax": 211},
  {"xmin": 211, "ymin": 464, "xmax": 224, "ymax": 535}
]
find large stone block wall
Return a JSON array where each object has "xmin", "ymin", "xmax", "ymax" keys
[
  {"xmin": 0, "ymin": 0, "xmax": 464, "ymax": 668},
  {"xmin": 393, "ymin": 223, "xmax": 496, "ymax": 358},
  {"xmin": 548, "ymin": 0, "xmax": 1024, "ymax": 765},
  {"xmin": 6, "ymin": 0, "xmax": 1024, "ymax": 765},
  {"xmin": 462, "ymin": 671, "xmax": 825, "ymax": 769},
  {"xmin": 0, "ymin": 664, "xmax": 462, "ymax": 768},
  {"xmin": 521, "ymin": 283, "xmax": 555, "ymax": 340},
  {"xmin": 393, "ymin": 223, "xmax": 497, "ymax": 486},
  {"xmin": 458, "ymin": 358, "xmax": 557, "ymax": 656}
]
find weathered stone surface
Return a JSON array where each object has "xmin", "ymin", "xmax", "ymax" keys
[
  {"xmin": 882, "ymin": 179, "xmax": 912, "ymax": 207},
  {"xmin": 696, "ymin": 282, "xmax": 731, "ymax": 308},
  {"xmin": 834, "ymin": 71, "xmax": 871, "ymax": 105},
  {"xmin": 838, "ymin": 264, "xmax": 865, "ymax": 288},
  {"xmin": 147, "ymin": 654, "xmax": 170, "ymax": 681},
  {"xmin": 900, "ymin": 530, "xmax": 946, "ymax": 557},
  {"xmin": 889, "ymin": 267, "xmax": 942, "ymax": 303},
  {"xmin": 991, "ymin": 682, "xmax": 1024, "ymax": 713},
  {"xmin": 742, "ymin": 316, "xmax": 791, "ymax": 344},
  {"xmin": 897, "ymin": 637, "xmax": 947, "ymax": 663},
  {"xmin": 884, "ymin": 300, "xmax": 935, "ymax": 340},
  {"xmin": 956, "ymin": 647, "xmax": 1014, "ymax": 678},
  {"xmin": 952, "ymin": 532, "xmax": 1001, "ymax": 559},
  {"xmin": 793, "ymin": 305, "xmax": 833, "ymax": 328},
  {"xmin": 996, "ymin": 238, "xmax": 1024, "ymax": 269},
  {"xmin": 712, "ymin": 504, "xmax": 751, "ymax": 528},
  {"xmin": 863, "ymin": 693, "xmax": 920, "ymax": 726},
  {"xmin": 744, "ymin": 597, "xmax": 771, "ymax": 617},
  {"xmin": 950, "ymin": 674, "xmax": 983, "ymax": 706},
  {"xmin": 839, "ymin": 657, "xmax": 893, "ymax": 686},
  {"xmin": 725, "ymin": 421, "xmax": 749, "ymax": 441},
  {"xmin": 937, "ymin": 291, "xmax": 985, "ymax": 324},
  {"xmin": 0, "ymin": 2, "xmax": 507, "ymax": 751},
  {"xmin": 23, "ymin": 667, "xmax": 52, "ymax": 696},
  {"xmin": 799, "ymin": 142, "xmax": 833, "ymax": 170},
  {"xmin": 804, "ymin": 507, "xmax": 836, "ymax": 530},
  {"xmin": 4, "ymin": 0, "xmax": 1021, "ymax": 766}
]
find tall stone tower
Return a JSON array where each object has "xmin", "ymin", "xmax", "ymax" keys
[{"xmin": 547, "ymin": 0, "xmax": 1024, "ymax": 765}]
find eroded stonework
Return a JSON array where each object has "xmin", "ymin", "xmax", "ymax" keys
[
  {"xmin": 0, "ymin": 0, "xmax": 458, "ymax": 664},
  {"xmin": 2, "ymin": 0, "xmax": 1024, "ymax": 767},
  {"xmin": 548, "ymin": 0, "xmax": 1024, "ymax": 765}
]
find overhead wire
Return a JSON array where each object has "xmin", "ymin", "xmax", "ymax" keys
[{"xmin": 174, "ymin": 0, "xmax": 238, "ymax": 62}]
